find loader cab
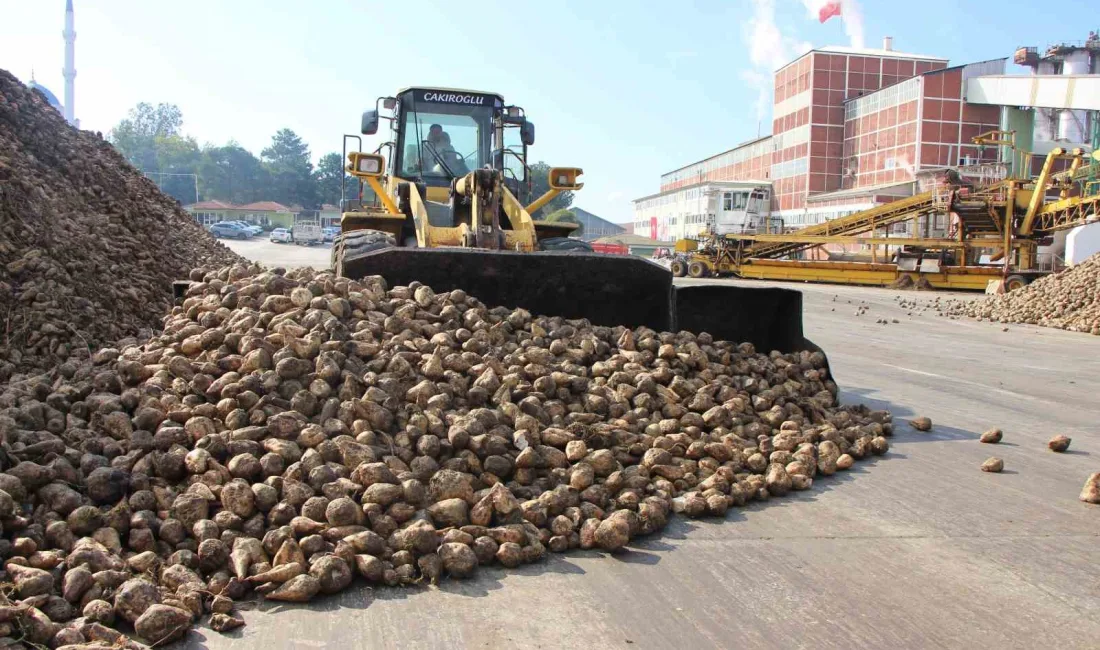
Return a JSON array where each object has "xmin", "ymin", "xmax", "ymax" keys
[
  {"xmin": 355, "ymin": 86, "xmax": 541, "ymax": 235},
  {"xmin": 390, "ymin": 88, "xmax": 504, "ymax": 192},
  {"xmin": 366, "ymin": 88, "xmax": 534, "ymax": 195}
]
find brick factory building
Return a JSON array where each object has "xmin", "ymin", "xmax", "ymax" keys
[{"xmin": 634, "ymin": 36, "xmax": 1097, "ymax": 240}]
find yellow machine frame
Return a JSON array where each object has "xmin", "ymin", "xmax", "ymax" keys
[
  {"xmin": 342, "ymin": 152, "xmax": 584, "ymax": 252},
  {"xmin": 675, "ymin": 146, "xmax": 1100, "ymax": 291}
]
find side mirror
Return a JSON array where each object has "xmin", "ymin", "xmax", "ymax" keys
[
  {"xmin": 361, "ymin": 110, "xmax": 379, "ymax": 135},
  {"xmin": 521, "ymin": 121, "xmax": 535, "ymax": 146}
]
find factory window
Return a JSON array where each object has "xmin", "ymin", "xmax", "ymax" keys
[{"xmin": 722, "ymin": 192, "xmax": 748, "ymax": 211}]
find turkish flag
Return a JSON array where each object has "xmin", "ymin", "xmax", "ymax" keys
[
  {"xmin": 650, "ymin": 216, "xmax": 658, "ymax": 240},
  {"xmin": 819, "ymin": 0, "xmax": 841, "ymax": 23}
]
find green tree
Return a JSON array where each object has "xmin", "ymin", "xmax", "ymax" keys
[
  {"xmin": 262, "ymin": 128, "xmax": 319, "ymax": 209},
  {"xmin": 543, "ymin": 208, "xmax": 584, "ymax": 236},
  {"xmin": 198, "ymin": 143, "xmax": 269, "ymax": 204},
  {"xmin": 108, "ymin": 103, "xmax": 184, "ymax": 172},
  {"xmin": 107, "ymin": 103, "xmax": 205, "ymax": 204},
  {"xmin": 314, "ymin": 152, "xmax": 345, "ymax": 206},
  {"xmin": 153, "ymin": 135, "xmax": 201, "ymax": 204},
  {"xmin": 525, "ymin": 161, "xmax": 574, "ymax": 216},
  {"xmin": 109, "ymin": 104, "xmax": 335, "ymax": 208}
]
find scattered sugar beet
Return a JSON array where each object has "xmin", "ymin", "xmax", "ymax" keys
[
  {"xmin": 1081, "ymin": 473, "xmax": 1100, "ymax": 504},
  {"xmin": 0, "ymin": 264, "xmax": 897, "ymax": 647},
  {"xmin": 1048, "ymin": 435, "xmax": 1071, "ymax": 453},
  {"xmin": 980, "ymin": 429, "xmax": 1002, "ymax": 444},
  {"xmin": 909, "ymin": 417, "xmax": 932, "ymax": 432},
  {"xmin": 981, "ymin": 457, "xmax": 1004, "ymax": 473}
]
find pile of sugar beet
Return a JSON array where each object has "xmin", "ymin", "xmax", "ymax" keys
[
  {"xmin": 0, "ymin": 68, "xmax": 242, "ymax": 381},
  {"xmin": 0, "ymin": 263, "xmax": 894, "ymax": 647},
  {"xmin": 930, "ymin": 252, "xmax": 1100, "ymax": 335}
]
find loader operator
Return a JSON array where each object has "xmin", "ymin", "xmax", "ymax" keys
[
  {"xmin": 433, "ymin": 132, "xmax": 470, "ymax": 176},
  {"xmin": 427, "ymin": 124, "xmax": 444, "ymax": 146},
  {"xmin": 406, "ymin": 124, "xmax": 446, "ymax": 175},
  {"xmin": 411, "ymin": 123, "xmax": 455, "ymax": 176}
]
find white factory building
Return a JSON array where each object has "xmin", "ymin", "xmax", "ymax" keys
[{"xmin": 630, "ymin": 180, "xmax": 772, "ymax": 242}]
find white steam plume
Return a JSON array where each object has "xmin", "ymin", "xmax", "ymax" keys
[
  {"xmin": 742, "ymin": 0, "xmax": 813, "ymax": 121},
  {"xmin": 801, "ymin": 0, "xmax": 865, "ymax": 48}
]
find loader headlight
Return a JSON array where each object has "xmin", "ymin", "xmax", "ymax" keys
[
  {"xmin": 347, "ymin": 152, "xmax": 385, "ymax": 177},
  {"xmin": 548, "ymin": 167, "xmax": 584, "ymax": 190},
  {"xmin": 358, "ymin": 156, "xmax": 382, "ymax": 174}
]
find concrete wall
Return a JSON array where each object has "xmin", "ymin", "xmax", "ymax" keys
[{"xmin": 1066, "ymin": 222, "xmax": 1100, "ymax": 265}]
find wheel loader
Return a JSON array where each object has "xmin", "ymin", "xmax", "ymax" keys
[{"xmin": 325, "ymin": 86, "xmax": 829, "ymax": 361}]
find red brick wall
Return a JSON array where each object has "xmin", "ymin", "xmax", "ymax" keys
[
  {"xmin": 842, "ymin": 63, "xmax": 1001, "ymax": 190},
  {"xmin": 780, "ymin": 52, "xmax": 946, "ymax": 212},
  {"xmin": 843, "ymin": 94, "xmax": 921, "ymax": 189},
  {"xmin": 657, "ymin": 149, "xmax": 773, "ymax": 193},
  {"xmin": 918, "ymin": 68, "xmax": 1000, "ymax": 168}
]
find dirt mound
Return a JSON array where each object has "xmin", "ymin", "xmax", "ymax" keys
[
  {"xmin": 0, "ymin": 265, "xmax": 893, "ymax": 646},
  {"xmin": 936, "ymin": 254, "xmax": 1100, "ymax": 334},
  {"xmin": 0, "ymin": 69, "xmax": 243, "ymax": 380}
]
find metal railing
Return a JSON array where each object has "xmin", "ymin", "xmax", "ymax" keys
[
  {"xmin": 957, "ymin": 163, "xmax": 1009, "ymax": 189},
  {"xmin": 1044, "ymin": 39, "xmax": 1100, "ymax": 54},
  {"xmin": 1036, "ymin": 252, "xmax": 1066, "ymax": 272}
]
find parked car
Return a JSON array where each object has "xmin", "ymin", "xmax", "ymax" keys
[
  {"xmin": 209, "ymin": 222, "xmax": 251, "ymax": 239},
  {"xmin": 230, "ymin": 221, "xmax": 262, "ymax": 236},
  {"xmin": 270, "ymin": 228, "xmax": 293, "ymax": 243},
  {"xmin": 322, "ymin": 227, "xmax": 339, "ymax": 242}
]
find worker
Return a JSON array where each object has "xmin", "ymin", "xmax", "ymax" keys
[
  {"xmin": 434, "ymin": 133, "xmax": 470, "ymax": 175},
  {"xmin": 407, "ymin": 124, "xmax": 444, "ymax": 174},
  {"xmin": 426, "ymin": 124, "xmax": 444, "ymax": 147}
]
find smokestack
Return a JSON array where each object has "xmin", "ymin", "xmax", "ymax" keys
[{"xmin": 882, "ymin": 36, "xmax": 893, "ymax": 51}]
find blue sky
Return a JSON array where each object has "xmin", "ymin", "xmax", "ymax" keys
[{"xmin": 2, "ymin": 0, "xmax": 1097, "ymax": 222}]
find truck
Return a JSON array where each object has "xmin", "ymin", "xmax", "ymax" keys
[{"xmin": 292, "ymin": 220, "xmax": 323, "ymax": 246}]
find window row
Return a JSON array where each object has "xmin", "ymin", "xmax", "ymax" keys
[
  {"xmin": 660, "ymin": 138, "xmax": 774, "ymax": 186},
  {"xmin": 844, "ymin": 77, "xmax": 920, "ymax": 121},
  {"xmin": 770, "ymin": 157, "xmax": 809, "ymax": 180}
]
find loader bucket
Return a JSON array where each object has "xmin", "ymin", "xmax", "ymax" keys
[
  {"xmin": 338, "ymin": 248, "xmax": 827, "ymax": 366},
  {"xmin": 672, "ymin": 284, "xmax": 821, "ymax": 356},
  {"xmin": 342, "ymin": 248, "xmax": 675, "ymax": 331}
]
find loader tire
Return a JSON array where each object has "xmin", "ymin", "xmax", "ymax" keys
[
  {"xmin": 332, "ymin": 229, "xmax": 397, "ymax": 277},
  {"xmin": 1004, "ymin": 274, "xmax": 1028, "ymax": 292},
  {"xmin": 538, "ymin": 237, "xmax": 593, "ymax": 252},
  {"xmin": 669, "ymin": 260, "xmax": 687, "ymax": 277},
  {"xmin": 688, "ymin": 261, "xmax": 710, "ymax": 278}
]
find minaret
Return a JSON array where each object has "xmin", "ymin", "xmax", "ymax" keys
[{"xmin": 62, "ymin": 0, "xmax": 76, "ymax": 126}]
